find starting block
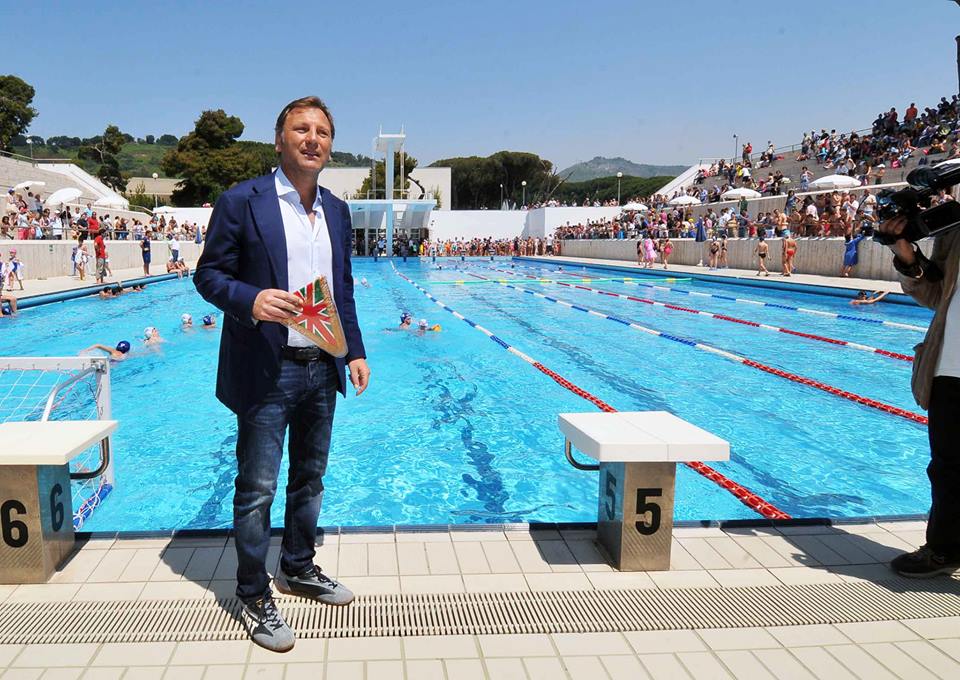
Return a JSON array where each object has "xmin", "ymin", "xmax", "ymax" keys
[{"xmin": 559, "ymin": 411, "xmax": 729, "ymax": 571}]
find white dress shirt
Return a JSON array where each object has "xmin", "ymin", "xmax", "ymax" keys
[{"xmin": 275, "ymin": 168, "xmax": 334, "ymax": 348}]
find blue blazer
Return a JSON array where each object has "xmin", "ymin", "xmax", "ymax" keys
[{"xmin": 194, "ymin": 173, "xmax": 366, "ymax": 415}]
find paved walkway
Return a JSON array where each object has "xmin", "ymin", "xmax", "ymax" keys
[
  {"xmin": 0, "ymin": 521, "xmax": 957, "ymax": 678},
  {"xmin": 521, "ymin": 256, "xmax": 906, "ymax": 296},
  {"xmin": 5, "ymin": 261, "xmax": 199, "ymax": 301}
]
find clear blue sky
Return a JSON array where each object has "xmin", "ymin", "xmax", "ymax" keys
[{"xmin": 7, "ymin": 0, "xmax": 960, "ymax": 171}]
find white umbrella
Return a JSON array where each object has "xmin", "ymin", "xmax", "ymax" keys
[
  {"xmin": 45, "ymin": 187, "xmax": 83, "ymax": 206},
  {"xmin": 94, "ymin": 195, "xmax": 127, "ymax": 208},
  {"xmin": 668, "ymin": 195, "xmax": 701, "ymax": 206},
  {"xmin": 721, "ymin": 188, "xmax": 762, "ymax": 200},
  {"xmin": 621, "ymin": 202, "xmax": 648, "ymax": 211},
  {"xmin": 809, "ymin": 174, "xmax": 861, "ymax": 190},
  {"xmin": 13, "ymin": 180, "xmax": 46, "ymax": 191}
]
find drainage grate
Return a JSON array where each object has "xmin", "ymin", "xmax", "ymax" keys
[{"xmin": 4, "ymin": 578, "xmax": 960, "ymax": 644}]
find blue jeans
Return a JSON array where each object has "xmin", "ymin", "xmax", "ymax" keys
[{"xmin": 234, "ymin": 358, "xmax": 338, "ymax": 600}]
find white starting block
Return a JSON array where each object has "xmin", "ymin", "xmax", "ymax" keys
[
  {"xmin": 0, "ymin": 420, "xmax": 117, "ymax": 583},
  {"xmin": 559, "ymin": 411, "xmax": 729, "ymax": 571}
]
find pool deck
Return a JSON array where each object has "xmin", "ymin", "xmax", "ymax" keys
[
  {"xmin": 1, "ymin": 520, "xmax": 958, "ymax": 678},
  {"xmin": 518, "ymin": 256, "xmax": 908, "ymax": 298},
  {"xmin": 4, "ymin": 260, "xmax": 200, "ymax": 302}
]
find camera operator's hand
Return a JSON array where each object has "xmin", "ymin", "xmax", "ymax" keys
[{"xmin": 877, "ymin": 216, "xmax": 916, "ymax": 264}]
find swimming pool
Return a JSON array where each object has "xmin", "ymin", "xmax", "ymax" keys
[{"xmin": 0, "ymin": 258, "xmax": 933, "ymax": 531}]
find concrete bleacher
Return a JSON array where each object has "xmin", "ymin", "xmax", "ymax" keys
[{"xmin": 0, "ymin": 153, "xmax": 128, "ymax": 208}]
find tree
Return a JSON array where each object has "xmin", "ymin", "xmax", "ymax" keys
[
  {"xmin": 429, "ymin": 151, "xmax": 555, "ymax": 209},
  {"xmin": 355, "ymin": 152, "xmax": 420, "ymax": 199},
  {"xmin": 125, "ymin": 181, "xmax": 156, "ymax": 210},
  {"xmin": 161, "ymin": 109, "xmax": 264, "ymax": 205},
  {"xmin": 77, "ymin": 125, "xmax": 128, "ymax": 191},
  {"xmin": 157, "ymin": 134, "xmax": 178, "ymax": 145},
  {"xmin": 0, "ymin": 75, "xmax": 37, "ymax": 152},
  {"xmin": 145, "ymin": 135, "xmax": 155, "ymax": 145}
]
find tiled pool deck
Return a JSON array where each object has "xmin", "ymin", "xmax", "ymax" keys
[
  {"xmin": 3, "ymin": 258, "xmax": 952, "ymax": 678},
  {"xmin": 1, "ymin": 520, "xmax": 958, "ymax": 678}
]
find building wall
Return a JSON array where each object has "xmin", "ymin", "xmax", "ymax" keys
[
  {"xmin": 1, "ymin": 240, "xmax": 204, "ymax": 281},
  {"xmin": 428, "ymin": 211, "xmax": 526, "ymax": 241},
  {"xmin": 318, "ymin": 167, "xmax": 452, "ymax": 209},
  {"xmin": 557, "ymin": 237, "xmax": 917, "ymax": 281}
]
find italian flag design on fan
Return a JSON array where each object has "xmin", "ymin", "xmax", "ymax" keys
[{"xmin": 283, "ymin": 276, "xmax": 348, "ymax": 357}]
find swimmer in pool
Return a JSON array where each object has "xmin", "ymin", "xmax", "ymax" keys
[
  {"xmin": 850, "ymin": 290, "xmax": 890, "ymax": 306},
  {"xmin": 143, "ymin": 326, "xmax": 163, "ymax": 346},
  {"xmin": 399, "ymin": 312, "xmax": 413, "ymax": 329},
  {"xmin": 0, "ymin": 293, "xmax": 18, "ymax": 316},
  {"xmin": 80, "ymin": 340, "xmax": 131, "ymax": 361},
  {"xmin": 202, "ymin": 314, "xmax": 217, "ymax": 329},
  {"xmin": 98, "ymin": 286, "xmax": 115, "ymax": 299},
  {"xmin": 417, "ymin": 318, "xmax": 441, "ymax": 333},
  {"xmin": 181, "ymin": 313, "xmax": 193, "ymax": 329},
  {"xmin": 360, "ymin": 277, "xmax": 371, "ymax": 288}
]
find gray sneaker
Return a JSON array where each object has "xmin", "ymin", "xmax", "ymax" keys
[
  {"xmin": 239, "ymin": 592, "xmax": 295, "ymax": 653},
  {"xmin": 275, "ymin": 564, "xmax": 355, "ymax": 605}
]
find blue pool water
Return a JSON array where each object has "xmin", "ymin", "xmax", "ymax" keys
[{"xmin": 0, "ymin": 258, "xmax": 933, "ymax": 531}]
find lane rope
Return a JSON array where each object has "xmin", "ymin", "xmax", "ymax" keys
[
  {"xmin": 392, "ymin": 263, "xmax": 792, "ymax": 520},
  {"xmin": 478, "ymin": 267, "xmax": 912, "ymax": 362},
  {"xmin": 504, "ymin": 260, "xmax": 928, "ymax": 333},
  {"xmin": 427, "ymin": 277, "xmax": 692, "ymax": 285},
  {"xmin": 467, "ymin": 272, "xmax": 927, "ymax": 426}
]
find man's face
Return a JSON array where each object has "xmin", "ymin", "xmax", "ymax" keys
[{"xmin": 275, "ymin": 107, "xmax": 332, "ymax": 175}]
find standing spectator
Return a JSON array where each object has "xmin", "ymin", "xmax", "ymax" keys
[
  {"xmin": 94, "ymin": 229, "xmax": 108, "ymax": 284},
  {"xmin": 141, "ymin": 235, "xmax": 151, "ymax": 276},
  {"xmin": 169, "ymin": 234, "xmax": 180, "ymax": 264}
]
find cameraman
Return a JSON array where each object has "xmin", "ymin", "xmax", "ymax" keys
[{"xmin": 878, "ymin": 214, "xmax": 960, "ymax": 577}]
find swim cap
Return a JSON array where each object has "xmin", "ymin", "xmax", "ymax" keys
[
  {"xmin": 181, "ymin": 313, "xmax": 192, "ymax": 324},
  {"xmin": 418, "ymin": 318, "xmax": 428, "ymax": 329},
  {"xmin": 202, "ymin": 315, "xmax": 214, "ymax": 326},
  {"xmin": 115, "ymin": 341, "xmax": 131, "ymax": 354},
  {"xmin": 400, "ymin": 312, "xmax": 412, "ymax": 323},
  {"xmin": 143, "ymin": 326, "xmax": 156, "ymax": 339}
]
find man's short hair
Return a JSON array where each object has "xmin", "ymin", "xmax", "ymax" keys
[{"xmin": 275, "ymin": 96, "xmax": 335, "ymax": 139}]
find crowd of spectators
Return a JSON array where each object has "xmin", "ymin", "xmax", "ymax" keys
[
  {"xmin": 3, "ymin": 189, "xmax": 205, "ymax": 244},
  {"xmin": 678, "ymin": 95, "xmax": 960, "ymax": 204}
]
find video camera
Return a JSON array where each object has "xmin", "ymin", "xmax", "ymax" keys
[{"xmin": 873, "ymin": 163, "xmax": 960, "ymax": 245}]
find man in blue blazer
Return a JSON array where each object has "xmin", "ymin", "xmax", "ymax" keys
[{"xmin": 195, "ymin": 96, "xmax": 369, "ymax": 653}]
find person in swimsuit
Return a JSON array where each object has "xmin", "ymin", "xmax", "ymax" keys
[
  {"xmin": 782, "ymin": 234, "xmax": 797, "ymax": 276},
  {"xmin": 661, "ymin": 237, "xmax": 673, "ymax": 269},
  {"xmin": 80, "ymin": 340, "xmax": 131, "ymax": 362},
  {"xmin": 643, "ymin": 235, "xmax": 656, "ymax": 268},
  {"xmin": 850, "ymin": 290, "xmax": 889, "ymax": 306},
  {"xmin": 636, "ymin": 238, "xmax": 644, "ymax": 267},
  {"xmin": 718, "ymin": 235, "xmax": 729, "ymax": 269},
  {"xmin": 755, "ymin": 236, "xmax": 769, "ymax": 276},
  {"xmin": 708, "ymin": 238, "xmax": 720, "ymax": 270}
]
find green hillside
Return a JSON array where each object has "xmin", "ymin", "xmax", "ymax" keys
[{"xmin": 9, "ymin": 142, "xmax": 371, "ymax": 180}]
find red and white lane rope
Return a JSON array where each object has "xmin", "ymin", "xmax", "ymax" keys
[
  {"xmin": 502, "ymin": 261, "xmax": 928, "ymax": 333},
  {"xmin": 392, "ymin": 264, "xmax": 792, "ymax": 520},
  {"xmin": 468, "ymin": 273, "xmax": 927, "ymax": 426},
  {"xmin": 474, "ymin": 269, "xmax": 912, "ymax": 362}
]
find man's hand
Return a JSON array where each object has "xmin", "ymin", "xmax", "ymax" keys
[
  {"xmin": 348, "ymin": 358, "xmax": 370, "ymax": 396},
  {"xmin": 877, "ymin": 216, "xmax": 916, "ymax": 264},
  {"xmin": 253, "ymin": 289, "xmax": 302, "ymax": 322}
]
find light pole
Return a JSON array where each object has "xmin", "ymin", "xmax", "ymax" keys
[
  {"xmin": 499, "ymin": 183, "xmax": 503, "ymax": 209},
  {"xmin": 616, "ymin": 171, "xmax": 623, "ymax": 205},
  {"xmin": 521, "ymin": 180, "xmax": 527, "ymax": 207},
  {"xmin": 26, "ymin": 138, "xmax": 33, "ymax": 161},
  {"xmin": 733, "ymin": 134, "xmax": 738, "ymax": 164},
  {"xmin": 152, "ymin": 172, "xmax": 159, "ymax": 208}
]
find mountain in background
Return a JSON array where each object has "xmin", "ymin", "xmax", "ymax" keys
[{"xmin": 560, "ymin": 156, "xmax": 687, "ymax": 182}]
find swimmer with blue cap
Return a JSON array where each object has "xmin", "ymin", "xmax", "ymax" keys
[
  {"xmin": 80, "ymin": 340, "xmax": 131, "ymax": 361},
  {"xmin": 399, "ymin": 312, "xmax": 412, "ymax": 329},
  {"xmin": 202, "ymin": 314, "xmax": 217, "ymax": 328}
]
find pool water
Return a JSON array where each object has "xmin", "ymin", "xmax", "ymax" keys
[{"xmin": 0, "ymin": 258, "xmax": 933, "ymax": 531}]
